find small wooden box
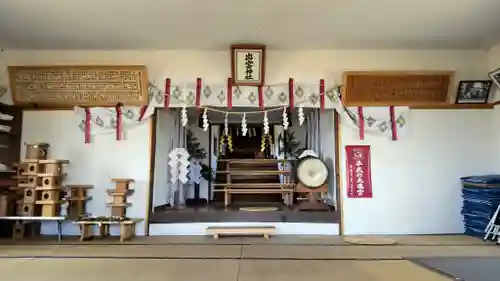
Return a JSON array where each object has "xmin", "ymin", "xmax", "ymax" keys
[
  {"xmin": 20, "ymin": 203, "xmax": 36, "ymax": 216},
  {"xmin": 40, "ymin": 204, "xmax": 60, "ymax": 217},
  {"xmin": 25, "ymin": 143, "xmax": 49, "ymax": 160},
  {"xmin": 39, "ymin": 160, "xmax": 69, "ymax": 176},
  {"xmin": 23, "ymin": 188, "xmax": 36, "ymax": 203},
  {"xmin": 16, "ymin": 163, "xmax": 28, "ymax": 177},
  {"xmin": 41, "ymin": 176, "xmax": 60, "ymax": 187}
]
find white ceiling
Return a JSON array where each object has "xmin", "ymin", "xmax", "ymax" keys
[{"xmin": 0, "ymin": 0, "xmax": 499, "ymax": 50}]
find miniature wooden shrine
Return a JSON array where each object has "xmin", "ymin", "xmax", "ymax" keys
[{"xmin": 107, "ymin": 178, "xmax": 134, "ymax": 217}]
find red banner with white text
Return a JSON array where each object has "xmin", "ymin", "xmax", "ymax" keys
[{"xmin": 346, "ymin": 145, "xmax": 373, "ymax": 198}]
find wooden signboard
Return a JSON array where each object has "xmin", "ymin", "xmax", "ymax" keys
[
  {"xmin": 8, "ymin": 65, "xmax": 149, "ymax": 108},
  {"xmin": 342, "ymin": 71, "xmax": 453, "ymax": 106}
]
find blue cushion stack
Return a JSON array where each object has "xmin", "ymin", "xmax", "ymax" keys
[{"xmin": 461, "ymin": 175, "xmax": 500, "ymax": 239}]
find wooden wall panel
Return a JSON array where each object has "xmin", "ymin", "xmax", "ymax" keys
[
  {"xmin": 342, "ymin": 71, "xmax": 453, "ymax": 106},
  {"xmin": 8, "ymin": 65, "xmax": 149, "ymax": 108}
]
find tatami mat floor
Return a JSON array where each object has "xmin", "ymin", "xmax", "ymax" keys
[
  {"xmin": 0, "ymin": 235, "xmax": 498, "ymax": 281},
  {"xmin": 0, "ymin": 234, "xmax": 488, "ymax": 245}
]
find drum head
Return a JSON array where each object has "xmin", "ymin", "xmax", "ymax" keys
[{"xmin": 296, "ymin": 157, "xmax": 328, "ymax": 189}]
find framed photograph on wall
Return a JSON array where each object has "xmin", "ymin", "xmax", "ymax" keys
[
  {"xmin": 231, "ymin": 44, "xmax": 266, "ymax": 86},
  {"xmin": 455, "ymin": 80, "xmax": 492, "ymax": 104},
  {"xmin": 489, "ymin": 68, "xmax": 500, "ymax": 89}
]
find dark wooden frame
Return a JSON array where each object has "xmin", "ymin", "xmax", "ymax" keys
[
  {"xmin": 145, "ymin": 109, "xmax": 158, "ymax": 236},
  {"xmin": 455, "ymin": 80, "xmax": 492, "ymax": 104},
  {"xmin": 231, "ymin": 44, "xmax": 266, "ymax": 86}
]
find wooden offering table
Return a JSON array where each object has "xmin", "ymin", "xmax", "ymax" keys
[{"xmin": 73, "ymin": 217, "xmax": 142, "ymax": 242}]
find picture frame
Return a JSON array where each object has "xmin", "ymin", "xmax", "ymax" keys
[
  {"xmin": 231, "ymin": 44, "xmax": 266, "ymax": 86},
  {"xmin": 489, "ymin": 68, "xmax": 500, "ymax": 89},
  {"xmin": 455, "ymin": 80, "xmax": 492, "ymax": 104}
]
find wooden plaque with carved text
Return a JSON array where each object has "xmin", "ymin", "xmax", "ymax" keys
[
  {"xmin": 8, "ymin": 65, "xmax": 149, "ymax": 108},
  {"xmin": 342, "ymin": 71, "xmax": 453, "ymax": 106}
]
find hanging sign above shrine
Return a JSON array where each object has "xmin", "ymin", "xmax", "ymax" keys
[
  {"xmin": 231, "ymin": 44, "xmax": 266, "ymax": 86},
  {"xmin": 8, "ymin": 65, "xmax": 149, "ymax": 108},
  {"xmin": 342, "ymin": 71, "xmax": 452, "ymax": 106}
]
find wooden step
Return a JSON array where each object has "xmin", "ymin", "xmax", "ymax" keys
[
  {"xmin": 219, "ymin": 159, "xmax": 287, "ymax": 164},
  {"xmin": 221, "ymin": 189, "xmax": 293, "ymax": 194},
  {"xmin": 217, "ymin": 170, "xmax": 290, "ymax": 175},
  {"xmin": 213, "ymin": 183, "xmax": 293, "ymax": 188},
  {"xmin": 215, "ymin": 176, "xmax": 278, "ymax": 184},
  {"xmin": 206, "ymin": 226, "xmax": 275, "ymax": 239}
]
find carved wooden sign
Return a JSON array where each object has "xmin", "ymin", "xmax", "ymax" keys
[
  {"xmin": 342, "ymin": 71, "xmax": 453, "ymax": 106},
  {"xmin": 8, "ymin": 65, "xmax": 149, "ymax": 108}
]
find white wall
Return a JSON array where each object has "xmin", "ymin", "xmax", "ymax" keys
[
  {"xmin": 0, "ymin": 49, "xmax": 494, "ymax": 235},
  {"xmin": 487, "ymin": 43, "xmax": 500, "ymax": 171},
  {"xmin": 341, "ymin": 110, "xmax": 495, "ymax": 234},
  {"xmin": 21, "ymin": 111, "xmax": 151, "ymax": 235}
]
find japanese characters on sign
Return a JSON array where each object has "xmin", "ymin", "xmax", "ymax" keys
[
  {"xmin": 342, "ymin": 71, "xmax": 452, "ymax": 106},
  {"xmin": 231, "ymin": 44, "xmax": 266, "ymax": 86},
  {"xmin": 8, "ymin": 65, "xmax": 149, "ymax": 108},
  {"xmin": 346, "ymin": 145, "xmax": 373, "ymax": 198}
]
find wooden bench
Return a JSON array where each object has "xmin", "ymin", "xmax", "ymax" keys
[
  {"xmin": 213, "ymin": 183, "xmax": 294, "ymax": 206},
  {"xmin": 206, "ymin": 226, "xmax": 276, "ymax": 239},
  {"xmin": 73, "ymin": 218, "xmax": 143, "ymax": 242}
]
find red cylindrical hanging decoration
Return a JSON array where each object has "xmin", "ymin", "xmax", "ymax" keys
[
  {"xmin": 84, "ymin": 108, "xmax": 91, "ymax": 144},
  {"xmin": 196, "ymin": 77, "xmax": 202, "ymax": 110},
  {"xmin": 227, "ymin": 78, "xmax": 233, "ymax": 109},
  {"xmin": 288, "ymin": 78, "xmax": 294, "ymax": 109},
  {"xmin": 138, "ymin": 105, "xmax": 148, "ymax": 122},
  {"xmin": 116, "ymin": 103, "xmax": 123, "ymax": 141},
  {"xmin": 357, "ymin": 106, "xmax": 365, "ymax": 140},
  {"xmin": 319, "ymin": 79, "xmax": 325, "ymax": 112},
  {"xmin": 258, "ymin": 85, "xmax": 264, "ymax": 110},
  {"xmin": 164, "ymin": 78, "xmax": 171, "ymax": 111},
  {"xmin": 389, "ymin": 106, "xmax": 398, "ymax": 141}
]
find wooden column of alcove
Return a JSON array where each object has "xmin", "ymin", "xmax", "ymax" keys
[{"xmin": 107, "ymin": 179, "xmax": 134, "ymax": 217}]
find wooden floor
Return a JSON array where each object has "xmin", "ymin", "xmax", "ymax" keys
[
  {"xmin": 150, "ymin": 203, "xmax": 338, "ymax": 223},
  {"xmin": 0, "ymin": 235, "xmax": 499, "ymax": 281}
]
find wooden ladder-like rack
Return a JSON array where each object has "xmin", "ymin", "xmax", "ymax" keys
[{"xmin": 213, "ymin": 159, "xmax": 294, "ymax": 207}]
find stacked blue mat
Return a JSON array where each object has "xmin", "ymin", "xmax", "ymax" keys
[{"xmin": 461, "ymin": 175, "xmax": 500, "ymax": 239}]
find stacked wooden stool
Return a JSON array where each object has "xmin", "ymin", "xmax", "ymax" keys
[
  {"xmin": 107, "ymin": 179, "xmax": 134, "ymax": 217},
  {"xmin": 65, "ymin": 185, "xmax": 93, "ymax": 219}
]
